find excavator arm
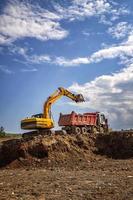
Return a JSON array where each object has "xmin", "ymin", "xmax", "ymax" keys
[{"xmin": 43, "ymin": 87, "xmax": 84, "ymax": 118}]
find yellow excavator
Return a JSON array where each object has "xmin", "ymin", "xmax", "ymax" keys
[{"xmin": 21, "ymin": 87, "xmax": 84, "ymax": 137}]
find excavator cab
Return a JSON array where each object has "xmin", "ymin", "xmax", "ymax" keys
[{"xmin": 31, "ymin": 114, "xmax": 43, "ymax": 118}]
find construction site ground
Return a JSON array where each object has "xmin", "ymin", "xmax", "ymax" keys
[{"xmin": 0, "ymin": 131, "xmax": 133, "ymax": 200}]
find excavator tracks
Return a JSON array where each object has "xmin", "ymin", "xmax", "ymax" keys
[
  {"xmin": 22, "ymin": 130, "xmax": 51, "ymax": 139},
  {"xmin": 22, "ymin": 129, "xmax": 67, "ymax": 139}
]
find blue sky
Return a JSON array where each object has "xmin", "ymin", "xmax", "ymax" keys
[{"xmin": 0, "ymin": 0, "xmax": 133, "ymax": 132}]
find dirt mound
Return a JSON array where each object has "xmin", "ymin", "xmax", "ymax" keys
[
  {"xmin": 0, "ymin": 133, "xmax": 97, "ymax": 169},
  {"xmin": 0, "ymin": 131, "xmax": 133, "ymax": 169},
  {"xmin": 95, "ymin": 131, "xmax": 133, "ymax": 158}
]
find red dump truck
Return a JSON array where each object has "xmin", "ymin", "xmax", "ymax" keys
[{"xmin": 58, "ymin": 111, "xmax": 108, "ymax": 134}]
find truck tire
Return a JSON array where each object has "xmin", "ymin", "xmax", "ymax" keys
[
  {"xmin": 99, "ymin": 127, "xmax": 104, "ymax": 133},
  {"xmin": 62, "ymin": 126, "xmax": 71, "ymax": 134},
  {"xmin": 81, "ymin": 127, "xmax": 88, "ymax": 134},
  {"xmin": 91, "ymin": 126, "xmax": 97, "ymax": 134},
  {"xmin": 75, "ymin": 127, "xmax": 81, "ymax": 134}
]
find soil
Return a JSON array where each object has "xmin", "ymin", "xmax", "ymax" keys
[{"xmin": 0, "ymin": 131, "xmax": 133, "ymax": 200}]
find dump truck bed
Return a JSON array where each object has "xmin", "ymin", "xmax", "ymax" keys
[{"xmin": 58, "ymin": 111, "xmax": 98, "ymax": 126}]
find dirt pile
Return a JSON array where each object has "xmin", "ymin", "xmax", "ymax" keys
[
  {"xmin": 95, "ymin": 131, "xmax": 133, "ymax": 159},
  {"xmin": 0, "ymin": 131, "xmax": 133, "ymax": 169},
  {"xmin": 0, "ymin": 133, "xmax": 97, "ymax": 169}
]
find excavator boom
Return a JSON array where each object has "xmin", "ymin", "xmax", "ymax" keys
[
  {"xmin": 43, "ymin": 87, "xmax": 84, "ymax": 119},
  {"xmin": 21, "ymin": 87, "xmax": 84, "ymax": 132}
]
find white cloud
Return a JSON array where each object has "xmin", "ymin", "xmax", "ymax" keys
[
  {"xmin": 10, "ymin": 31, "xmax": 133, "ymax": 68},
  {"xmin": 9, "ymin": 45, "xmax": 29, "ymax": 56},
  {"xmin": 82, "ymin": 30, "xmax": 90, "ymax": 37},
  {"xmin": 29, "ymin": 55, "xmax": 51, "ymax": 64},
  {"xmin": 110, "ymin": 6, "xmax": 130, "ymax": 21},
  {"xmin": 51, "ymin": 45, "xmax": 133, "ymax": 67},
  {"xmin": 0, "ymin": 0, "xmax": 130, "ymax": 45},
  {"xmin": 0, "ymin": 65, "xmax": 13, "ymax": 74},
  {"xmin": 20, "ymin": 68, "xmax": 38, "ymax": 72},
  {"xmin": 57, "ymin": 0, "xmax": 111, "ymax": 20},
  {"xmin": 55, "ymin": 0, "xmax": 129, "ymax": 23},
  {"xmin": 8, "ymin": 21, "xmax": 133, "ymax": 72},
  {"xmin": 54, "ymin": 56, "xmax": 90, "ymax": 66},
  {"xmin": 108, "ymin": 22, "xmax": 133, "ymax": 39},
  {"xmin": 51, "ymin": 32, "xmax": 133, "ymax": 66},
  {"xmin": 0, "ymin": 0, "xmax": 68, "ymax": 45},
  {"xmin": 68, "ymin": 63, "xmax": 133, "ymax": 129},
  {"xmin": 99, "ymin": 15, "xmax": 112, "ymax": 25}
]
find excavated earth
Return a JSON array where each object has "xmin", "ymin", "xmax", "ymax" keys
[{"xmin": 0, "ymin": 131, "xmax": 133, "ymax": 200}]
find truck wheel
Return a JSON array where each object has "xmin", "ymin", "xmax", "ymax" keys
[
  {"xmin": 93, "ymin": 127, "xmax": 98, "ymax": 134},
  {"xmin": 81, "ymin": 127, "xmax": 87, "ymax": 134},
  {"xmin": 100, "ymin": 127, "xmax": 104, "ymax": 133},
  {"xmin": 74, "ymin": 127, "xmax": 81, "ymax": 135},
  {"xmin": 91, "ymin": 126, "xmax": 97, "ymax": 134},
  {"xmin": 62, "ymin": 126, "xmax": 71, "ymax": 134},
  {"xmin": 60, "ymin": 130, "xmax": 67, "ymax": 134}
]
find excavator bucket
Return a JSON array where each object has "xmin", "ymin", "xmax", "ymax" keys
[{"xmin": 75, "ymin": 94, "xmax": 85, "ymax": 102}]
